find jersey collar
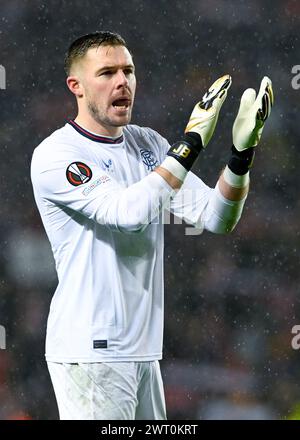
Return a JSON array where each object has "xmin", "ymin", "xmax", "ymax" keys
[{"xmin": 67, "ymin": 119, "xmax": 124, "ymax": 144}]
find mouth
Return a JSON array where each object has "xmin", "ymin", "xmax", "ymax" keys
[{"xmin": 112, "ymin": 98, "xmax": 131, "ymax": 111}]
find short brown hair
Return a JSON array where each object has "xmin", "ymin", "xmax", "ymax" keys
[{"xmin": 64, "ymin": 31, "xmax": 128, "ymax": 76}]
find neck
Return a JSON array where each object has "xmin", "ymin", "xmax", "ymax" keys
[{"xmin": 74, "ymin": 113, "xmax": 123, "ymax": 138}]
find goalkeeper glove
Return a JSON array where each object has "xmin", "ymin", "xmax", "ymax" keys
[
  {"xmin": 233, "ymin": 76, "xmax": 274, "ymax": 150},
  {"xmin": 227, "ymin": 76, "xmax": 274, "ymax": 178},
  {"xmin": 162, "ymin": 75, "xmax": 231, "ymax": 181},
  {"xmin": 185, "ymin": 74, "xmax": 232, "ymax": 147}
]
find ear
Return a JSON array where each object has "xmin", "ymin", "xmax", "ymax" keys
[{"xmin": 66, "ymin": 76, "xmax": 84, "ymax": 98}]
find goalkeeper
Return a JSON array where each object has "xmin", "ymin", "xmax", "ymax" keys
[{"xmin": 30, "ymin": 31, "xmax": 274, "ymax": 420}]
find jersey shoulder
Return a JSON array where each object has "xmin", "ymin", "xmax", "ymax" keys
[
  {"xmin": 30, "ymin": 123, "xmax": 92, "ymax": 186},
  {"xmin": 33, "ymin": 123, "xmax": 83, "ymax": 156},
  {"xmin": 31, "ymin": 123, "xmax": 89, "ymax": 168}
]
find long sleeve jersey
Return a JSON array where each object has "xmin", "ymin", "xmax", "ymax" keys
[{"xmin": 31, "ymin": 120, "xmax": 245, "ymax": 362}]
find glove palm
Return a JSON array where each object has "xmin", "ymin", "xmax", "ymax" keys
[{"xmin": 233, "ymin": 76, "xmax": 274, "ymax": 151}]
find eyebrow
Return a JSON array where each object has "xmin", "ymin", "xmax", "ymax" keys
[{"xmin": 95, "ymin": 64, "xmax": 135, "ymax": 75}]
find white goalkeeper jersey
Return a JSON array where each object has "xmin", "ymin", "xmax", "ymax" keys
[{"xmin": 31, "ymin": 120, "xmax": 243, "ymax": 362}]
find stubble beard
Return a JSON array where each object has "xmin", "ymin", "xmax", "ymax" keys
[{"xmin": 87, "ymin": 98, "xmax": 131, "ymax": 129}]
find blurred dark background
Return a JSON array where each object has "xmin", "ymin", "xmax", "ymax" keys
[{"xmin": 0, "ymin": 0, "xmax": 300, "ymax": 420}]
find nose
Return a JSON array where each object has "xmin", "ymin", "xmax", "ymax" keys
[{"xmin": 116, "ymin": 69, "xmax": 129, "ymax": 88}]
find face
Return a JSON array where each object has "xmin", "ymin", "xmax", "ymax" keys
[{"xmin": 72, "ymin": 45, "xmax": 136, "ymax": 134}]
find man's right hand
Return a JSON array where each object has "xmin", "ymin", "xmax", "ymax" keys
[
  {"xmin": 159, "ymin": 75, "xmax": 232, "ymax": 187},
  {"xmin": 185, "ymin": 74, "xmax": 232, "ymax": 147}
]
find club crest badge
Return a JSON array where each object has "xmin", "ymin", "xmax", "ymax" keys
[{"xmin": 140, "ymin": 149, "xmax": 158, "ymax": 171}]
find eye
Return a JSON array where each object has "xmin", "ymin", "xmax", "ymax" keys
[
  {"xmin": 100, "ymin": 71, "xmax": 113, "ymax": 76},
  {"xmin": 124, "ymin": 68, "xmax": 134, "ymax": 75}
]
